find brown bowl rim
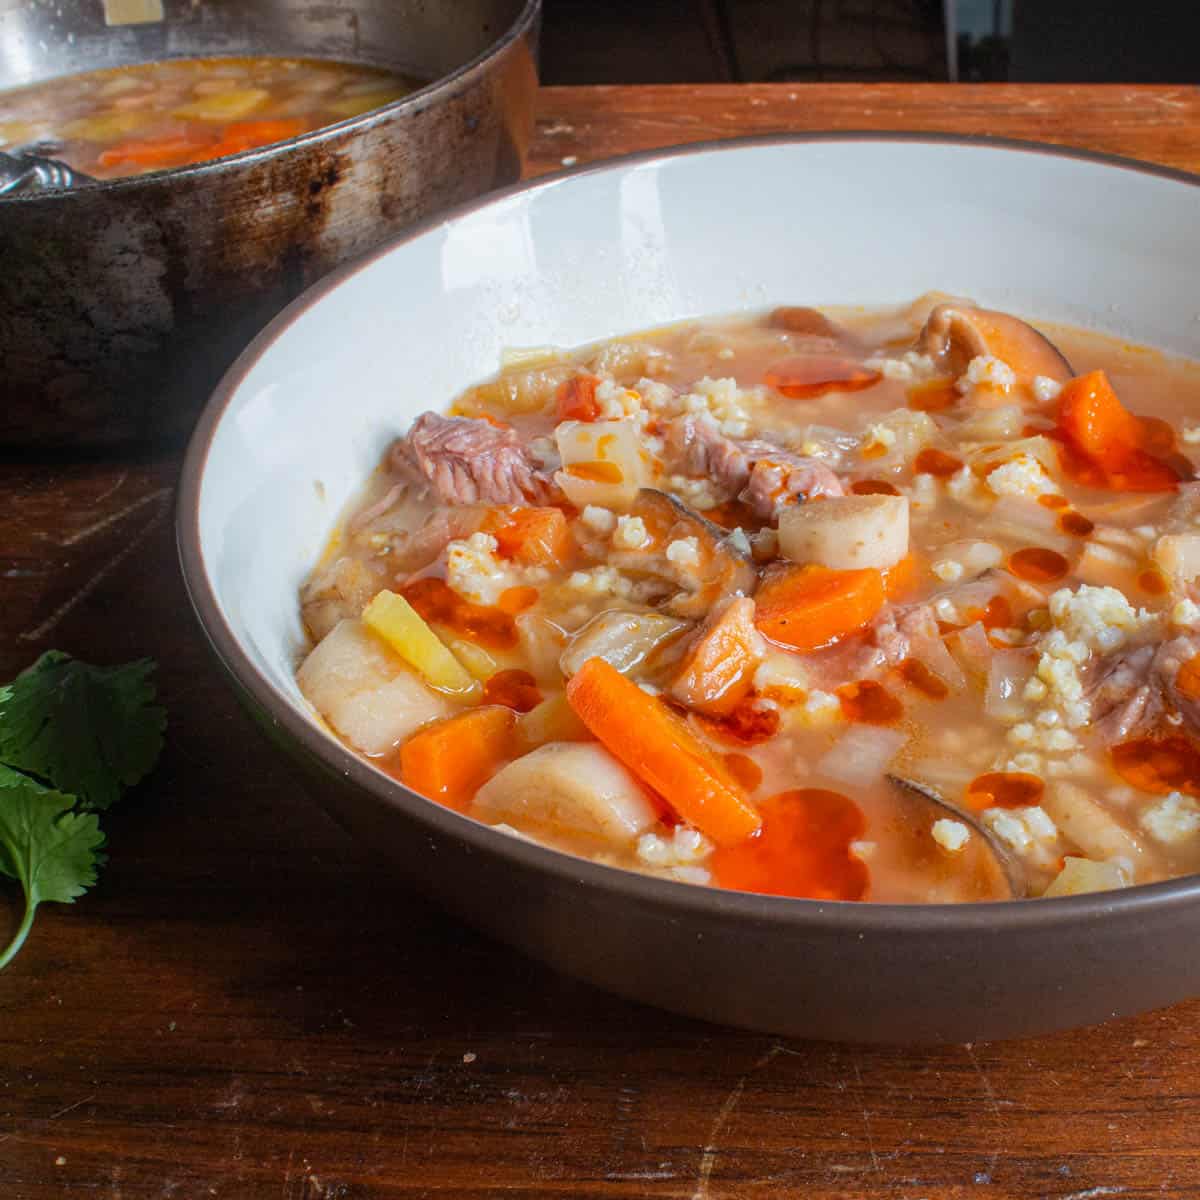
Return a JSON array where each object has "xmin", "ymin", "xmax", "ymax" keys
[
  {"xmin": 0, "ymin": 0, "xmax": 541, "ymax": 203},
  {"xmin": 178, "ymin": 131, "xmax": 1200, "ymax": 934}
]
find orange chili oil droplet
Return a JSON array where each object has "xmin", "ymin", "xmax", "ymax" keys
[
  {"xmin": 1176, "ymin": 654, "xmax": 1200, "ymax": 702},
  {"xmin": 563, "ymin": 460, "xmax": 624, "ymax": 483},
  {"xmin": 722, "ymin": 752, "xmax": 763, "ymax": 792},
  {"xmin": 1038, "ymin": 493, "xmax": 1070, "ymax": 510},
  {"xmin": 837, "ymin": 679, "xmax": 903, "ymax": 724},
  {"xmin": 1058, "ymin": 510, "xmax": 1095, "ymax": 536},
  {"xmin": 1112, "ymin": 735, "xmax": 1200, "ymax": 795},
  {"xmin": 964, "ymin": 594, "xmax": 1013, "ymax": 630},
  {"xmin": 695, "ymin": 697, "xmax": 782, "ymax": 746},
  {"xmin": 401, "ymin": 577, "xmax": 519, "ymax": 651},
  {"xmin": 896, "ymin": 657, "xmax": 950, "ymax": 700},
  {"xmin": 1009, "ymin": 547, "xmax": 1070, "ymax": 583},
  {"xmin": 1138, "ymin": 568, "xmax": 1168, "ymax": 597},
  {"xmin": 965, "ymin": 772, "xmax": 1045, "ymax": 811},
  {"xmin": 861, "ymin": 441, "xmax": 888, "ymax": 460},
  {"xmin": 913, "ymin": 447, "xmax": 964, "ymax": 478},
  {"xmin": 497, "ymin": 586, "xmax": 538, "ymax": 614},
  {"xmin": 701, "ymin": 498, "xmax": 762, "ymax": 530},
  {"xmin": 480, "ymin": 668, "xmax": 542, "ymax": 713},
  {"xmin": 768, "ymin": 306, "xmax": 841, "ymax": 337},
  {"xmin": 710, "ymin": 788, "xmax": 869, "ymax": 901},
  {"xmin": 907, "ymin": 377, "xmax": 959, "ymax": 413},
  {"xmin": 764, "ymin": 355, "xmax": 882, "ymax": 400},
  {"xmin": 851, "ymin": 479, "xmax": 901, "ymax": 496}
]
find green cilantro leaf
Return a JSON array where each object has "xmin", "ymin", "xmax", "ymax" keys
[
  {"xmin": 0, "ymin": 651, "xmax": 165, "ymax": 811},
  {"xmin": 0, "ymin": 764, "xmax": 106, "ymax": 970}
]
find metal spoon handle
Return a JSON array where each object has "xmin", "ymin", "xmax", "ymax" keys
[{"xmin": 0, "ymin": 151, "xmax": 95, "ymax": 196}]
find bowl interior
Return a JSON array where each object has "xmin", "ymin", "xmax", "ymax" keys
[{"xmin": 192, "ymin": 135, "xmax": 1200, "ymax": 873}]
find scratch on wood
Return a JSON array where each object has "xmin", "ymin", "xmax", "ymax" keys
[
  {"xmin": 1061, "ymin": 1189, "xmax": 1127, "ymax": 1200},
  {"xmin": 20, "ymin": 491, "xmax": 170, "ymax": 642},
  {"xmin": 850, "ymin": 1054, "xmax": 881, "ymax": 1173},
  {"xmin": 964, "ymin": 1043, "xmax": 1003, "ymax": 1174},
  {"xmin": 60, "ymin": 486, "xmax": 170, "ymax": 547},
  {"xmin": 692, "ymin": 1045, "xmax": 782, "ymax": 1200},
  {"xmin": 48, "ymin": 1094, "xmax": 95, "ymax": 1120}
]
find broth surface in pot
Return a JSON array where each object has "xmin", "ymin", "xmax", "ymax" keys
[{"xmin": 0, "ymin": 55, "xmax": 420, "ymax": 178}]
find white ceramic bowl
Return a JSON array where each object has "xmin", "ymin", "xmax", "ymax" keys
[{"xmin": 180, "ymin": 138, "xmax": 1200, "ymax": 1042}]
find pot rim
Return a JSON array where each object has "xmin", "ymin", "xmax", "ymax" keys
[
  {"xmin": 0, "ymin": 0, "xmax": 541, "ymax": 205},
  {"xmin": 178, "ymin": 131, "xmax": 1200, "ymax": 936}
]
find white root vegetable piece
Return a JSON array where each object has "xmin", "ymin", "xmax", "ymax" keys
[
  {"xmin": 817, "ymin": 725, "xmax": 907, "ymax": 789},
  {"xmin": 475, "ymin": 742, "xmax": 659, "ymax": 845},
  {"xmin": 554, "ymin": 419, "xmax": 647, "ymax": 510},
  {"xmin": 669, "ymin": 596, "xmax": 766, "ymax": 716},
  {"xmin": 778, "ymin": 493, "xmax": 908, "ymax": 570},
  {"xmin": 297, "ymin": 619, "xmax": 452, "ymax": 755},
  {"xmin": 559, "ymin": 609, "xmax": 690, "ymax": 678},
  {"xmin": 1042, "ymin": 856, "xmax": 1130, "ymax": 898},
  {"xmin": 1154, "ymin": 533, "xmax": 1200, "ymax": 585},
  {"xmin": 1041, "ymin": 783, "xmax": 1145, "ymax": 868}
]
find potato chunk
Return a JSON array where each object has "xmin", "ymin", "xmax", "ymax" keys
[
  {"xmin": 474, "ymin": 742, "xmax": 658, "ymax": 845},
  {"xmin": 298, "ymin": 619, "xmax": 451, "ymax": 755},
  {"xmin": 1042, "ymin": 856, "xmax": 1129, "ymax": 898},
  {"xmin": 554, "ymin": 420, "xmax": 646, "ymax": 510},
  {"xmin": 778, "ymin": 493, "xmax": 909, "ymax": 570}
]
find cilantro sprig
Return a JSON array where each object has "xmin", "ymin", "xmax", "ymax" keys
[{"xmin": 0, "ymin": 652, "xmax": 164, "ymax": 970}]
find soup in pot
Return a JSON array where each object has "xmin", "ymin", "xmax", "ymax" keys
[{"xmin": 0, "ymin": 55, "xmax": 419, "ymax": 179}]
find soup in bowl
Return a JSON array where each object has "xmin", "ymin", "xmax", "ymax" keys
[{"xmin": 180, "ymin": 138, "xmax": 1200, "ymax": 1041}]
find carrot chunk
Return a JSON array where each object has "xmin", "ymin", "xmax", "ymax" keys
[
  {"xmin": 1056, "ymin": 369, "xmax": 1181, "ymax": 492},
  {"xmin": 98, "ymin": 132, "xmax": 215, "ymax": 169},
  {"xmin": 555, "ymin": 375, "xmax": 602, "ymax": 422},
  {"xmin": 398, "ymin": 706, "xmax": 518, "ymax": 809},
  {"xmin": 565, "ymin": 658, "xmax": 761, "ymax": 846},
  {"xmin": 482, "ymin": 506, "xmax": 571, "ymax": 566},
  {"xmin": 754, "ymin": 564, "xmax": 885, "ymax": 651}
]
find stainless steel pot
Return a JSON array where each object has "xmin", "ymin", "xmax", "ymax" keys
[{"xmin": 0, "ymin": 0, "xmax": 539, "ymax": 446}]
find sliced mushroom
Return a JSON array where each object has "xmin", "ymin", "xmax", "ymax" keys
[
  {"xmin": 887, "ymin": 774, "xmax": 1027, "ymax": 900},
  {"xmin": 916, "ymin": 303, "xmax": 1073, "ymax": 382},
  {"xmin": 609, "ymin": 489, "xmax": 758, "ymax": 619}
]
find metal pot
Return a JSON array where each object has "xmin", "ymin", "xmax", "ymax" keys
[{"xmin": 0, "ymin": 0, "xmax": 540, "ymax": 446}]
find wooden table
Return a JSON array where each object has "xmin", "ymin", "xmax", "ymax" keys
[{"xmin": 5, "ymin": 85, "xmax": 1200, "ymax": 1199}]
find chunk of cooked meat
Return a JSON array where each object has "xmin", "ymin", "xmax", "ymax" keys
[
  {"xmin": 1087, "ymin": 635, "xmax": 1200, "ymax": 740},
  {"xmin": 301, "ymin": 554, "xmax": 388, "ymax": 642},
  {"xmin": 739, "ymin": 452, "xmax": 845, "ymax": 522},
  {"xmin": 388, "ymin": 412, "xmax": 556, "ymax": 506},
  {"xmin": 662, "ymin": 414, "xmax": 756, "ymax": 496},
  {"xmin": 916, "ymin": 302, "xmax": 1073, "ymax": 382},
  {"xmin": 800, "ymin": 602, "xmax": 939, "ymax": 687},
  {"xmin": 662, "ymin": 416, "xmax": 844, "ymax": 519}
]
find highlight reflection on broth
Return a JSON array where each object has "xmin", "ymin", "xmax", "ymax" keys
[
  {"xmin": 295, "ymin": 294, "xmax": 1200, "ymax": 904},
  {"xmin": 0, "ymin": 56, "xmax": 419, "ymax": 179}
]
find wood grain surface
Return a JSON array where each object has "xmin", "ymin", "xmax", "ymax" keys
[{"xmin": 4, "ymin": 86, "xmax": 1200, "ymax": 1200}]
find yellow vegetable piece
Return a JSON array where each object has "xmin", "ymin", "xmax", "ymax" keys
[
  {"xmin": 0, "ymin": 120, "xmax": 35, "ymax": 147},
  {"xmin": 326, "ymin": 87, "xmax": 410, "ymax": 118},
  {"xmin": 172, "ymin": 87, "xmax": 270, "ymax": 121},
  {"xmin": 62, "ymin": 110, "xmax": 151, "ymax": 141},
  {"xmin": 362, "ymin": 590, "xmax": 479, "ymax": 699}
]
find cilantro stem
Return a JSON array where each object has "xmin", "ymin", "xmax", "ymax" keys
[{"xmin": 0, "ymin": 892, "xmax": 35, "ymax": 971}]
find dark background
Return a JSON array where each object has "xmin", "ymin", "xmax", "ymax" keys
[{"xmin": 539, "ymin": 0, "xmax": 1200, "ymax": 85}]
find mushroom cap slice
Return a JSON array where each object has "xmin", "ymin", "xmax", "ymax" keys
[{"xmin": 917, "ymin": 303, "xmax": 1073, "ymax": 382}]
